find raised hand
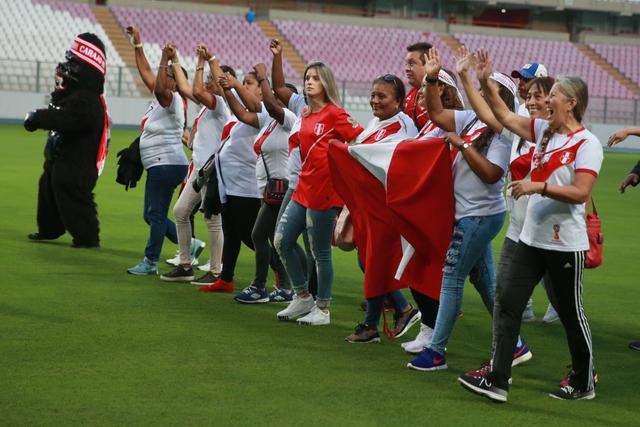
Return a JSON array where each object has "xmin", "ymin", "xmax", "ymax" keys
[
  {"xmin": 126, "ymin": 26, "xmax": 141, "ymax": 45},
  {"xmin": 608, "ymin": 129, "xmax": 629, "ymax": 146},
  {"xmin": 424, "ymin": 47, "xmax": 441, "ymax": 80},
  {"xmin": 164, "ymin": 43, "xmax": 178, "ymax": 61},
  {"xmin": 455, "ymin": 46, "xmax": 474, "ymax": 75},
  {"xmin": 253, "ymin": 63, "xmax": 267, "ymax": 81},
  {"xmin": 270, "ymin": 38, "xmax": 282, "ymax": 55},
  {"xmin": 218, "ymin": 74, "xmax": 238, "ymax": 90},
  {"xmin": 475, "ymin": 48, "xmax": 493, "ymax": 82}
]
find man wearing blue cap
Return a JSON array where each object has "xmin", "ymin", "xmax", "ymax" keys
[{"xmin": 511, "ymin": 63, "xmax": 548, "ymax": 116}]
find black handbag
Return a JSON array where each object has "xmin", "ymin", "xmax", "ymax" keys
[{"xmin": 260, "ymin": 149, "xmax": 288, "ymax": 205}]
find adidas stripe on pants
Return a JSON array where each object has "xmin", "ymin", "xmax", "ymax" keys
[{"xmin": 490, "ymin": 241, "xmax": 594, "ymax": 391}]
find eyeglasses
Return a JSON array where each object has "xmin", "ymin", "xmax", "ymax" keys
[{"xmin": 378, "ymin": 74, "xmax": 400, "ymax": 88}]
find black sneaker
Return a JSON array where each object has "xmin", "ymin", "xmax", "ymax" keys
[
  {"xmin": 160, "ymin": 265, "xmax": 195, "ymax": 282},
  {"xmin": 190, "ymin": 271, "xmax": 218, "ymax": 286},
  {"xmin": 629, "ymin": 341, "xmax": 640, "ymax": 351},
  {"xmin": 28, "ymin": 232, "xmax": 58, "ymax": 241},
  {"xmin": 458, "ymin": 373, "xmax": 508, "ymax": 403},
  {"xmin": 549, "ymin": 385, "xmax": 595, "ymax": 400},
  {"xmin": 345, "ymin": 324, "xmax": 381, "ymax": 343},
  {"xmin": 393, "ymin": 307, "xmax": 421, "ymax": 338}
]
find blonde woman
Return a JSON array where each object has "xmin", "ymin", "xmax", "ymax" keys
[{"xmin": 274, "ymin": 62, "xmax": 364, "ymax": 325}]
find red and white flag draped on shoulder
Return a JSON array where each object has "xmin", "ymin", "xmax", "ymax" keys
[{"xmin": 328, "ymin": 138, "xmax": 454, "ymax": 300}]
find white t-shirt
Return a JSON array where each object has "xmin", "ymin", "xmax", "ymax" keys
[
  {"xmin": 288, "ymin": 92, "xmax": 306, "ymax": 117},
  {"xmin": 519, "ymin": 119, "xmax": 603, "ymax": 252},
  {"xmin": 452, "ymin": 110, "xmax": 511, "ymax": 221},
  {"xmin": 285, "ymin": 94, "xmax": 307, "ymax": 190},
  {"xmin": 139, "ymin": 91, "xmax": 188, "ymax": 169},
  {"xmin": 416, "ymin": 119, "xmax": 447, "ymax": 140},
  {"xmin": 255, "ymin": 108, "xmax": 297, "ymax": 195},
  {"xmin": 191, "ymin": 96, "xmax": 231, "ymax": 170},
  {"xmin": 355, "ymin": 112, "xmax": 418, "ymax": 145},
  {"xmin": 217, "ymin": 106, "xmax": 270, "ymax": 200}
]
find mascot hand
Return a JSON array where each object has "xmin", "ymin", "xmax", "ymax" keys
[{"xmin": 24, "ymin": 111, "xmax": 38, "ymax": 132}]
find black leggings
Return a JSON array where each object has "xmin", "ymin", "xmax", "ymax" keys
[
  {"xmin": 220, "ymin": 196, "xmax": 260, "ymax": 282},
  {"xmin": 252, "ymin": 202, "xmax": 289, "ymax": 289},
  {"xmin": 410, "ymin": 288, "xmax": 439, "ymax": 329},
  {"xmin": 491, "ymin": 241, "xmax": 593, "ymax": 391}
]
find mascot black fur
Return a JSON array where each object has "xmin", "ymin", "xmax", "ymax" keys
[{"xmin": 24, "ymin": 33, "xmax": 109, "ymax": 248}]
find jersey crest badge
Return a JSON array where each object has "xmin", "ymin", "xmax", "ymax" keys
[{"xmin": 314, "ymin": 123, "xmax": 325, "ymax": 135}]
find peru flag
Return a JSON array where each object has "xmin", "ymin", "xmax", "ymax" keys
[{"xmin": 328, "ymin": 138, "xmax": 454, "ymax": 300}]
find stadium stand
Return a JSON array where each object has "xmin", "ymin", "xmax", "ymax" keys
[
  {"xmin": 590, "ymin": 44, "xmax": 640, "ymax": 90},
  {"xmin": 0, "ymin": 0, "xmax": 137, "ymax": 96},
  {"xmin": 110, "ymin": 6, "xmax": 300, "ymax": 80}
]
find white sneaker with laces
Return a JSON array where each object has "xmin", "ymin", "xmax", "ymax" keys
[
  {"xmin": 543, "ymin": 303, "xmax": 560, "ymax": 323},
  {"xmin": 401, "ymin": 323, "xmax": 434, "ymax": 354},
  {"xmin": 276, "ymin": 294, "xmax": 314, "ymax": 320},
  {"xmin": 198, "ymin": 261, "xmax": 211, "ymax": 272},
  {"xmin": 297, "ymin": 305, "xmax": 330, "ymax": 326},
  {"xmin": 165, "ymin": 250, "xmax": 180, "ymax": 266}
]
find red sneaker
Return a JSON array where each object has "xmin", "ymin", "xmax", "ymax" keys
[
  {"xmin": 560, "ymin": 368, "xmax": 599, "ymax": 387},
  {"xmin": 198, "ymin": 278, "xmax": 234, "ymax": 293}
]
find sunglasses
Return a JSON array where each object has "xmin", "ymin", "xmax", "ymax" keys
[{"xmin": 378, "ymin": 74, "xmax": 400, "ymax": 88}]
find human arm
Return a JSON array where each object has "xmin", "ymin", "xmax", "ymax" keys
[
  {"xmin": 510, "ymin": 172, "xmax": 597, "ymax": 204},
  {"xmin": 218, "ymin": 75, "xmax": 259, "ymax": 128},
  {"xmin": 607, "ymin": 127, "xmax": 640, "ymax": 146},
  {"xmin": 456, "ymin": 46, "xmax": 503, "ymax": 134},
  {"xmin": 191, "ymin": 45, "xmax": 218, "ymax": 109},
  {"xmin": 619, "ymin": 160, "xmax": 640, "ymax": 193},
  {"xmin": 254, "ymin": 63, "xmax": 285, "ymax": 124},
  {"xmin": 424, "ymin": 48, "xmax": 456, "ymax": 132},
  {"xmin": 269, "ymin": 39, "xmax": 293, "ymax": 106},
  {"xmin": 167, "ymin": 44, "xmax": 197, "ymax": 104},
  {"xmin": 154, "ymin": 44, "xmax": 175, "ymax": 108},
  {"xmin": 476, "ymin": 49, "xmax": 531, "ymax": 140},
  {"xmin": 126, "ymin": 26, "xmax": 155, "ymax": 92},
  {"xmin": 444, "ymin": 133, "xmax": 504, "ymax": 184}
]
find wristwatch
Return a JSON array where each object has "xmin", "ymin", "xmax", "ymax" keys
[{"xmin": 460, "ymin": 142, "xmax": 472, "ymax": 151}]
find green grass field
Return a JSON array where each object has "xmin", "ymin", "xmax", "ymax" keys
[{"xmin": 1, "ymin": 123, "xmax": 639, "ymax": 426}]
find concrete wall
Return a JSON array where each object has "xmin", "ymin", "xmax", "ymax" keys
[
  {"xmin": 2, "ymin": 90, "xmax": 638, "ymax": 151},
  {"xmin": 580, "ymin": 32, "xmax": 640, "ymax": 46},
  {"xmin": 269, "ymin": 9, "xmax": 448, "ymax": 32}
]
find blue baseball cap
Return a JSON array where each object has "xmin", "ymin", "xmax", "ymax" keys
[{"xmin": 511, "ymin": 63, "xmax": 548, "ymax": 80}]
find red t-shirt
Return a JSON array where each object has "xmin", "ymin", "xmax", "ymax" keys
[
  {"xmin": 403, "ymin": 87, "xmax": 429, "ymax": 130},
  {"xmin": 291, "ymin": 104, "xmax": 364, "ymax": 210}
]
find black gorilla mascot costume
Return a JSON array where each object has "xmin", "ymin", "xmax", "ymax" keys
[{"xmin": 24, "ymin": 33, "xmax": 109, "ymax": 248}]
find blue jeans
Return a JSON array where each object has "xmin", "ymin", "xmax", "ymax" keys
[
  {"xmin": 274, "ymin": 199, "xmax": 339, "ymax": 308},
  {"xmin": 143, "ymin": 165, "xmax": 188, "ymax": 262},
  {"xmin": 428, "ymin": 212, "xmax": 506, "ymax": 355},
  {"xmin": 364, "ymin": 291, "xmax": 410, "ymax": 327}
]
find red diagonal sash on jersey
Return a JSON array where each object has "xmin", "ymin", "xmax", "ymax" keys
[
  {"xmin": 359, "ymin": 121, "xmax": 402, "ymax": 145},
  {"xmin": 96, "ymin": 95, "xmax": 109, "ymax": 175}
]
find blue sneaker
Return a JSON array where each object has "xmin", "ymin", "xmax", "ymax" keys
[
  {"xmin": 234, "ymin": 285, "xmax": 269, "ymax": 304},
  {"xmin": 268, "ymin": 288, "xmax": 294, "ymax": 303},
  {"xmin": 127, "ymin": 258, "xmax": 158, "ymax": 275},
  {"xmin": 407, "ymin": 348, "xmax": 448, "ymax": 371},
  {"xmin": 190, "ymin": 238, "xmax": 205, "ymax": 263},
  {"xmin": 512, "ymin": 338, "xmax": 533, "ymax": 367}
]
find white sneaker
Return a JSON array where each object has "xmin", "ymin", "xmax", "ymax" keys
[
  {"xmin": 165, "ymin": 250, "xmax": 180, "ymax": 266},
  {"xmin": 276, "ymin": 294, "xmax": 314, "ymax": 321},
  {"xmin": 297, "ymin": 305, "xmax": 330, "ymax": 326},
  {"xmin": 522, "ymin": 298, "xmax": 536, "ymax": 322},
  {"xmin": 198, "ymin": 261, "xmax": 211, "ymax": 272},
  {"xmin": 543, "ymin": 304, "xmax": 560, "ymax": 323},
  {"xmin": 401, "ymin": 323, "xmax": 434, "ymax": 354}
]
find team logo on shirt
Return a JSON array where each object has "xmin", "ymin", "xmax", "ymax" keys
[
  {"xmin": 374, "ymin": 129, "xmax": 386, "ymax": 141},
  {"xmin": 314, "ymin": 123, "xmax": 325, "ymax": 136},
  {"xmin": 560, "ymin": 151, "xmax": 573, "ymax": 165},
  {"xmin": 553, "ymin": 224, "xmax": 560, "ymax": 241}
]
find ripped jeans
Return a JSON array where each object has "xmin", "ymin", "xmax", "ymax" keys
[
  {"xmin": 274, "ymin": 199, "xmax": 339, "ymax": 309},
  {"xmin": 428, "ymin": 212, "xmax": 505, "ymax": 355}
]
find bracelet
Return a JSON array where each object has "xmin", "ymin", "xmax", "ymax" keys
[
  {"xmin": 172, "ymin": 62, "xmax": 180, "ymax": 66},
  {"xmin": 134, "ymin": 43, "xmax": 143, "ymax": 48},
  {"xmin": 426, "ymin": 76, "xmax": 438, "ymax": 84},
  {"xmin": 159, "ymin": 64, "xmax": 169, "ymax": 68},
  {"xmin": 208, "ymin": 55, "xmax": 217, "ymax": 63},
  {"xmin": 196, "ymin": 66, "xmax": 204, "ymax": 71},
  {"xmin": 542, "ymin": 182, "xmax": 548, "ymax": 197}
]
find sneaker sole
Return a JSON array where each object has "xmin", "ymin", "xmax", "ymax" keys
[
  {"xmin": 458, "ymin": 377, "xmax": 508, "ymax": 402},
  {"xmin": 128, "ymin": 270, "xmax": 158, "ymax": 276},
  {"xmin": 277, "ymin": 311, "xmax": 310, "ymax": 321},
  {"xmin": 269, "ymin": 299, "xmax": 293, "ymax": 303},
  {"xmin": 548, "ymin": 391, "xmax": 595, "ymax": 400},
  {"xmin": 407, "ymin": 362, "xmax": 448, "ymax": 372},
  {"xmin": 346, "ymin": 337, "xmax": 381, "ymax": 343},
  {"xmin": 160, "ymin": 276, "xmax": 195, "ymax": 282},
  {"xmin": 543, "ymin": 316, "xmax": 559, "ymax": 324},
  {"xmin": 234, "ymin": 297, "xmax": 269, "ymax": 304},
  {"xmin": 394, "ymin": 311, "xmax": 422, "ymax": 339},
  {"xmin": 297, "ymin": 320, "xmax": 330, "ymax": 326},
  {"xmin": 199, "ymin": 287, "xmax": 234, "ymax": 293},
  {"xmin": 512, "ymin": 350, "xmax": 533, "ymax": 367}
]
